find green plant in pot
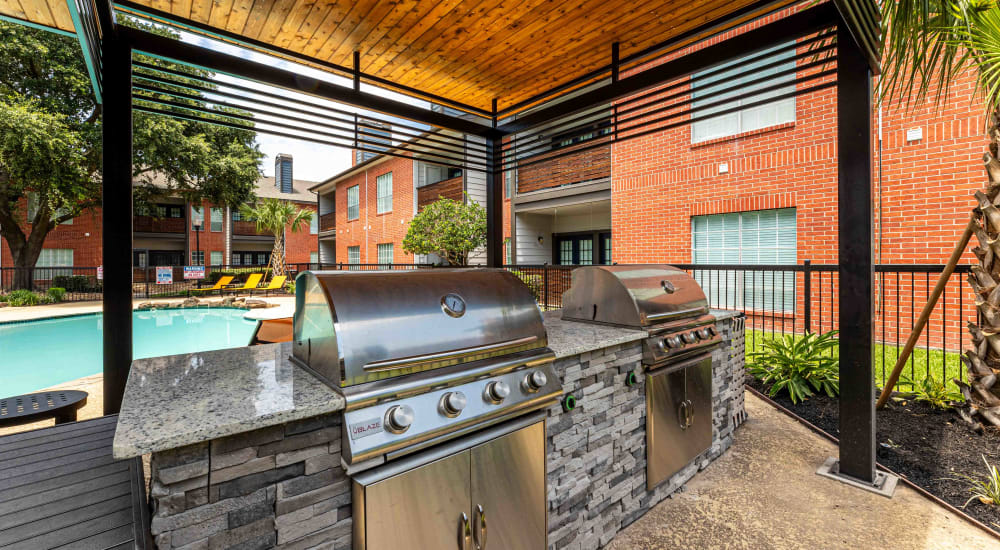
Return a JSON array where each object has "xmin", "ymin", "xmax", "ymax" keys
[{"xmin": 748, "ymin": 330, "xmax": 839, "ymax": 404}]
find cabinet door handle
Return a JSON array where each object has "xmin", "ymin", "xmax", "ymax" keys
[
  {"xmin": 677, "ymin": 401, "xmax": 688, "ymax": 430},
  {"xmin": 460, "ymin": 512, "xmax": 472, "ymax": 550},
  {"xmin": 474, "ymin": 504, "xmax": 487, "ymax": 549}
]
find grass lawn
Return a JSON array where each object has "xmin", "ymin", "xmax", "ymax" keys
[{"xmin": 745, "ymin": 330, "xmax": 965, "ymax": 392}]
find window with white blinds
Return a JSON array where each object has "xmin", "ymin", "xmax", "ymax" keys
[
  {"xmin": 310, "ymin": 252, "xmax": 319, "ymax": 265},
  {"xmin": 310, "ymin": 214, "xmax": 318, "ymax": 234},
  {"xmin": 377, "ymin": 243, "xmax": 393, "ymax": 264},
  {"xmin": 376, "ymin": 173, "xmax": 393, "ymax": 214},
  {"xmin": 347, "ymin": 246, "xmax": 360, "ymax": 265},
  {"xmin": 191, "ymin": 206, "xmax": 204, "ymax": 229},
  {"xmin": 347, "ymin": 186, "xmax": 359, "ymax": 220},
  {"xmin": 210, "ymin": 251, "xmax": 223, "ymax": 266},
  {"xmin": 691, "ymin": 208, "xmax": 796, "ymax": 311},
  {"xmin": 210, "ymin": 208, "xmax": 223, "ymax": 232},
  {"xmin": 37, "ymin": 249, "xmax": 73, "ymax": 277},
  {"xmin": 690, "ymin": 42, "xmax": 796, "ymax": 143}
]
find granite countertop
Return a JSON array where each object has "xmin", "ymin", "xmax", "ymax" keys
[
  {"xmin": 542, "ymin": 310, "xmax": 647, "ymax": 358},
  {"xmin": 709, "ymin": 308, "xmax": 744, "ymax": 321},
  {"xmin": 113, "ymin": 342, "xmax": 344, "ymax": 459}
]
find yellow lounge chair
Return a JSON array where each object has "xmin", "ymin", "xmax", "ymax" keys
[
  {"xmin": 189, "ymin": 275, "xmax": 234, "ymax": 296},
  {"xmin": 226, "ymin": 273, "xmax": 263, "ymax": 295},
  {"xmin": 251, "ymin": 275, "xmax": 287, "ymax": 297}
]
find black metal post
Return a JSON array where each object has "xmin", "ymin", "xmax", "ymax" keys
[
  {"xmin": 101, "ymin": 35, "xmax": 133, "ymax": 414},
  {"xmin": 194, "ymin": 223, "xmax": 201, "ymax": 264},
  {"xmin": 836, "ymin": 24, "xmax": 875, "ymax": 483},
  {"xmin": 485, "ymin": 99, "xmax": 503, "ymax": 267},
  {"xmin": 803, "ymin": 259, "xmax": 812, "ymax": 333}
]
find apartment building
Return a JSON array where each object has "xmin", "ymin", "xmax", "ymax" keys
[
  {"xmin": 0, "ymin": 154, "xmax": 320, "ymax": 272},
  {"xmin": 312, "ymin": 136, "xmax": 492, "ymax": 266}
]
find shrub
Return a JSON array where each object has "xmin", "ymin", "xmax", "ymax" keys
[
  {"xmin": 51, "ymin": 274, "xmax": 100, "ymax": 292},
  {"xmin": 897, "ymin": 376, "xmax": 963, "ymax": 410},
  {"xmin": 5, "ymin": 289, "xmax": 52, "ymax": 307},
  {"xmin": 0, "ymin": 294, "xmax": 7, "ymax": 302},
  {"xmin": 952, "ymin": 455, "xmax": 1000, "ymax": 508},
  {"xmin": 46, "ymin": 287, "xmax": 66, "ymax": 302},
  {"xmin": 748, "ymin": 330, "xmax": 840, "ymax": 404},
  {"xmin": 286, "ymin": 281, "xmax": 296, "ymax": 295},
  {"xmin": 509, "ymin": 269, "xmax": 543, "ymax": 303}
]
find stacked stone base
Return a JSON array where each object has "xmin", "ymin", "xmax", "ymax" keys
[
  {"xmin": 149, "ymin": 414, "xmax": 351, "ymax": 549},
  {"xmin": 148, "ymin": 316, "xmax": 745, "ymax": 550}
]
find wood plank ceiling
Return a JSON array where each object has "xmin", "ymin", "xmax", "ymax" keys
[{"xmin": 4, "ymin": 0, "xmax": 809, "ymax": 111}]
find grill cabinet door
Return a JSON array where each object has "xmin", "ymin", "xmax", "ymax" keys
[
  {"xmin": 646, "ymin": 353, "xmax": 713, "ymax": 490},
  {"xmin": 685, "ymin": 354, "xmax": 714, "ymax": 459},
  {"xmin": 470, "ymin": 421, "xmax": 546, "ymax": 550},
  {"xmin": 363, "ymin": 451, "xmax": 471, "ymax": 550}
]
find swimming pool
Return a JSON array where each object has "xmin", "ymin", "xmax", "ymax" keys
[{"xmin": 0, "ymin": 308, "xmax": 258, "ymax": 396}]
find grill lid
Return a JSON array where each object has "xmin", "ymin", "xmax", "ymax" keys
[
  {"xmin": 561, "ymin": 265, "xmax": 708, "ymax": 327},
  {"xmin": 293, "ymin": 269, "xmax": 548, "ymax": 387}
]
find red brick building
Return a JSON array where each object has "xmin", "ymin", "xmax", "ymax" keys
[{"xmin": 0, "ymin": 154, "xmax": 319, "ymax": 274}]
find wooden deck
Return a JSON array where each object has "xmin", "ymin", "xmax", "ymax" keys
[{"xmin": 0, "ymin": 415, "xmax": 150, "ymax": 549}]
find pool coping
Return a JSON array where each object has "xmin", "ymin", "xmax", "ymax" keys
[{"xmin": 0, "ymin": 306, "xmax": 254, "ymax": 326}]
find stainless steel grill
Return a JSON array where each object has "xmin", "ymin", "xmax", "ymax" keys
[
  {"xmin": 292, "ymin": 268, "xmax": 561, "ymax": 467},
  {"xmin": 561, "ymin": 265, "xmax": 719, "ymax": 489}
]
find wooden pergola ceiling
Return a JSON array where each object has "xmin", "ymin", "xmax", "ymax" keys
[{"xmin": 3, "ymin": 0, "xmax": 795, "ymax": 111}]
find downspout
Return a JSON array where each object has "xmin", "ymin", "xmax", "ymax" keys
[{"xmin": 364, "ymin": 171, "xmax": 369, "ymax": 263}]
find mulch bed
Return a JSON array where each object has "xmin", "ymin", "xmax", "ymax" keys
[{"xmin": 747, "ymin": 378, "xmax": 1000, "ymax": 533}]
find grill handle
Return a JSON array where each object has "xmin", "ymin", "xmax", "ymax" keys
[{"xmin": 363, "ymin": 336, "xmax": 540, "ymax": 373}]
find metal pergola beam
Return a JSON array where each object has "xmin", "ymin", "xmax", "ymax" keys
[{"xmin": 121, "ymin": 27, "xmax": 499, "ymax": 139}]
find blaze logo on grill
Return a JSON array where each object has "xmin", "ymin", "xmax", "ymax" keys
[{"xmin": 349, "ymin": 417, "xmax": 383, "ymax": 440}]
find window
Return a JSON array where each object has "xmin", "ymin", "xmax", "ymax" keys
[
  {"xmin": 191, "ymin": 251, "xmax": 205, "ymax": 266},
  {"xmin": 551, "ymin": 120, "xmax": 612, "ymax": 150},
  {"xmin": 347, "ymin": 186, "xmax": 359, "ymax": 221},
  {"xmin": 348, "ymin": 246, "xmax": 360, "ymax": 265},
  {"xmin": 690, "ymin": 42, "xmax": 796, "ymax": 143},
  {"xmin": 210, "ymin": 251, "xmax": 223, "ymax": 266},
  {"xmin": 376, "ymin": 173, "xmax": 393, "ymax": 214},
  {"xmin": 377, "ymin": 243, "xmax": 393, "ymax": 264},
  {"xmin": 210, "ymin": 208, "xmax": 223, "ymax": 232},
  {"xmin": 233, "ymin": 253, "xmax": 242, "ymax": 266},
  {"xmin": 310, "ymin": 213, "xmax": 318, "ymax": 234},
  {"xmin": 310, "ymin": 251, "xmax": 319, "ymax": 265},
  {"xmin": 27, "ymin": 192, "xmax": 72, "ymax": 224},
  {"xmin": 191, "ymin": 206, "xmax": 204, "ymax": 230},
  {"xmin": 554, "ymin": 233, "xmax": 611, "ymax": 265},
  {"xmin": 691, "ymin": 208, "xmax": 796, "ymax": 311},
  {"xmin": 505, "ymin": 239, "xmax": 512, "ymax": 265},
  {"xmin": 505, "ymin": 170, "xmax": 515, "ymax": 198},
  {"xmin": 37, "ymin": 249, "xmax": 73, "ymax": 277},
  {"xmin": 257, "ymin": 253, "xmax": 269, "ymax": 266}
]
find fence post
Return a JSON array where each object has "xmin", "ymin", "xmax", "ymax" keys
[
  {"xmin": 803, "ymin": 259, "xmax": 812, "ymax": 334},
  {"xmin": 145, "ymin": 267, "xmax": 150, "ymax": 299},
  {"xmin": 543, "ymin": 263, "xmax": 549, "ymax": 309}
]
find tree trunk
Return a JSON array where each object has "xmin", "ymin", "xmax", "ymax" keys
[
  {"xmin": 962, "ymin": 106, "xmax": 1000, "ymax": 427},
  {"xmin": 0, "ymin": 214, "xmax": 48, "ymax": 291},
  {"xmin": 269, "ymin": 231, "xmax": 285, "ymax": 278}
]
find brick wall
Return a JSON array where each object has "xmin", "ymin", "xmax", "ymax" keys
[
  {"xmin": 189, "ymin": 200, "xmax": 227, "ymax": 265},
  {"xmin": 0, "ymin": 197, "xmax": 102, "ymax": 268},
  {"xmin": 417, "ymin": 176, "xmax": 463, "ymax": 210},
  {"xmin": 286, "ymin": 203, "xmax": 318, "ymax": 264},
  {"xmin": 335, "ymin": 156, "xmax": 416, "ymax": 263}
]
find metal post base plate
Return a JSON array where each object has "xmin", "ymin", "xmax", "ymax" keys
[{"xmin": 816, "ymin": 457, "xmax": 898, "ymax": 498}]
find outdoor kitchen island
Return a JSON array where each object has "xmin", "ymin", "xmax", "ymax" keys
[{"xmin": 114, "ymin": 297, "xmax": 744, "ymax": 549}]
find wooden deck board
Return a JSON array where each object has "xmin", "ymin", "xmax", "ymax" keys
[{"xmin": 0, "ymin": 416, "xmax": 150, "ymax": 549}]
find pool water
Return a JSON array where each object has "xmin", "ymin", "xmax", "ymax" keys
[{"xmin": 0, "ymin": 308, "xmax": 258, "ymax": 396}]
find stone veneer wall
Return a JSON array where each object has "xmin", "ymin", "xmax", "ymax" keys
[
  {"xmin": 148, "ymin": 413, "xmax": 351, "ymax": 549},
  {"xmin": 148, "ymin": 316, "xmax": 745, "ymax": 550},
  {"xmin": 546, "ymin": 315, "xmax": 746, "ymax": 550}
]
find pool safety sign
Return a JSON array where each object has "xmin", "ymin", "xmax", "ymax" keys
[
  {"xmin": 184, "ymin": 266, "xmax": 205, "ymax": 280},
  {"xmin": 156, "ymin": 266, "xmax": 173, "ymax": 285}
]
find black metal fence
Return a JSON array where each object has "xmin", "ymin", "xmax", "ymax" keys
[
  {"xmin": 504, "ymin": 262, "xmax": 975, "ymax": 390},
  {"xmin": 0, "ymin": 263, "xmax": 435, "ymax": 301}
]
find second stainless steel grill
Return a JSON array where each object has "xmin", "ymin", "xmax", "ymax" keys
[{"xmin": 561, "ymin": 265, "xmax": 719, "ymax": 489}]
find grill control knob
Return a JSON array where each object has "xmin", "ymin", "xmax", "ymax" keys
[
  {"xmin": 484, "ymin": 381, "xmax": 511, "ymax": 403},
  {"xmin": 682, "ymin": 332, "xmax": 698, "ymax": 344},
  {"xmin": 698, "ymin": 328, "xmax": 714, "ymax": 340},
  {"xmin": 666, "ymin": 336, "xmax": 683, "ymax": 349},
  {"xmin": 439, "ymin": 391, "xmax": 468, "ymax": 417},
  {"xmin": 522, "ymin": 371, "xmax": 548, "ymax": 393},
  {"xmin": 385, "ymin": 405, "xmax": 415, "ymax": 433}
]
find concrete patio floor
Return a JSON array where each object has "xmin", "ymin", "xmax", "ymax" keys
[{"xmin": 606, "ymin": 392, "xmax": 999, "ymax": 550}]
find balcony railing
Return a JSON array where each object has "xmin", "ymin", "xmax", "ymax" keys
[
  {"xmin": 133, "ymin": 215, "xmax": 185, "ymax": 233},
  {"xmin": 232, "ymin": 220, "xmax": 271, "ymax": 236},
  {"xmin": 319, "ymin": 212, "xmax": 336, "ymax": 232}
]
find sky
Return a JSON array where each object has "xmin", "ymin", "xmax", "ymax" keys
[{"xmin": 182, "ymin": 33, "xmax": 434, "ymax": 183}]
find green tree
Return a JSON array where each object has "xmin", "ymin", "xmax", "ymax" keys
[
  {"xmin": 0, "ymin": 20, "xmax": 262, "ymax": 289},
  {"xmin": 239, "ymin": 198, "xmax": 314, "ymax": 277},
  {"xmin": 402, "ymin": 195, "xmax": 486, "ymax": 266},
  {"xmin": 881, "ymin": 1, "xmax": 1000, "ymax": 425}
]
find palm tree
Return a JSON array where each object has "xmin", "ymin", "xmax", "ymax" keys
[
  {"xmin": 239, "ymin": 198, "xmax": 314, "ymax": 279},
  {"xmin": 881, "ymin": 1, "xmax": 1000, "ymax": 426}
]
